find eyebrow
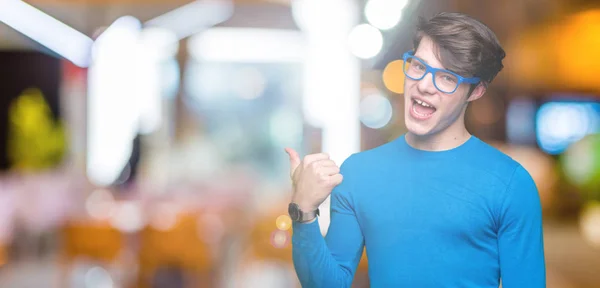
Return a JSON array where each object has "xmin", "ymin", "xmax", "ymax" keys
[
  {"xmin": 413, "ymin": 54, "xmax": 430, "ymax": 65},
  {"xmin": 413, "ymin": 54, "xmax": 462, "ymax": 75}
]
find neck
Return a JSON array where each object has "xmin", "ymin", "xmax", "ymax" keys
[{"xmin": 405, "ymin": 109, "xmax": 471, "ymax": 151}]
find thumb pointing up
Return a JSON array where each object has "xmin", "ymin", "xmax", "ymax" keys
[{"xmin": 285, "ymin": 147, "xmax": 301, "ymax": 178}]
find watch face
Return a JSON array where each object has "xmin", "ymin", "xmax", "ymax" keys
[{"xmin": 288, "ymin": 203, "xmax": 300, "ymax": 221}]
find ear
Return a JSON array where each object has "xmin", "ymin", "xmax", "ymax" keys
[{"xmin": 466, "ymin": 83, "xmax": 487, "ymax": 103}]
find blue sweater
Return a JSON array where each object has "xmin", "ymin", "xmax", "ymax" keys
[{"xmin": 292, "ymin": 135, "xmax": 546, "ymax": 287}]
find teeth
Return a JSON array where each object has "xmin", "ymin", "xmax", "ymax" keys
[{"xmin": 414, "ymin": 99, "xmax": 432, "ymax": 108}]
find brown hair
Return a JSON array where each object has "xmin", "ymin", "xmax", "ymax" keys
[{"xmin": 413, "ymin": 12, "xmax": 505, "ymax": 84}]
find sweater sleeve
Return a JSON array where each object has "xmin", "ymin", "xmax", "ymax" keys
[
  {"xmin": 292, "ymin": 155, "xmax": 365, "ymax": 288},
  {"xmin": 497, "ymin": 165, "xmax": 546, "ymax": 287}
]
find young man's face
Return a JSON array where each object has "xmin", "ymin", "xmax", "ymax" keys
[{"xmin": 403, "ymin": 36, "xmax": 485, "ymax": 137}]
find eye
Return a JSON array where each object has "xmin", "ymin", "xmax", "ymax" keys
[
  {"xmin": 442, "ymin": 75, "xmax": 457, "ymax": 83},
  {"xmin": 412, "ymin": 62, "xmax": 425, "ymax": 71}
]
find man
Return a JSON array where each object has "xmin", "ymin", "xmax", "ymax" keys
[{"xmin": 284, "ymin": 12, "xmax": 546, "ymax": 288}]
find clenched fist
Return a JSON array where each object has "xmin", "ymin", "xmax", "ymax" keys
[{"xmin": 285, "ymin": 148, "xmax": 344, "ymax": 212}]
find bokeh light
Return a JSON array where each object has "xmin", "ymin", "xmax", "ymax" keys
[
  {"xmin": 270, "ymin": 230, "xmax": 290, "ymax": 249},
  {"xmin": 348, "ymin": 24, "xmax": 383, "ymax": 59},
  {"xmin": 506, "ymin": 99, "xmax": 537, "ymax": 145},
  {"xmin": 85, "ymin": 189, "xmax": 115, "ymax": 220},
  {"xmin": 536, "ymin": 102, "xmax": 600, "ymax": 154},
  {"xmin": 275, "ymin": 215, "xmax": 292, "ymax": 231},
  {"xmin": 382, "ymin": 60, "xmax": 405, "ymax": 94},
  {"xmin": 555, "ymin": 10, "xmax": 600, "ymax": 91},
  {"xmin": 364, "ymin": 0, "xmax": 408, "ymax": 30},
  {"xmin": 150, "ymin": 202, "xmax": 179, "ymax": 231},
  {"xmin": 109, "ymin": 201, "xmax": 144, "ymax": 233},
  {"xmin": 562, "ymin": 134, "xmax": 600, "ymax": 195},
  {"xmin": 580, "ymin": 202, "xmax": 600, "ymax": 249},
  {"xmin": 84, "ymin": 266, "xmax": 114, "ymax": 288},
  {"xmin": 360, "ymin": 93, "xmax": 393, "ymax": 129},
  {"xmin": 291, "ymin": 0, "xmax": 358, "ymax": 34}
]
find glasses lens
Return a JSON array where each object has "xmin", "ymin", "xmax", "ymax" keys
[
  {"xmin": 433, "ymin": 71, "xmax": 459, "ymax": 93},
  {"xmin": 403, "ymin": 57, "xmax": 426, "ymax": 80}
]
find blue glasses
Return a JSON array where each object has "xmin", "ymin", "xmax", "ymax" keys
[{"xmin": 402, "ymin": 51, "xmax": 480, "ymax": 94}]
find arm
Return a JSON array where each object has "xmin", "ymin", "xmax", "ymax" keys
[
  {"xmin": 498, "ymin": 165, "xmax": 546, "ymax": 287},
  {"xmin": 292, "ymin": 157, "xmax": 364, "ymax": 288}
]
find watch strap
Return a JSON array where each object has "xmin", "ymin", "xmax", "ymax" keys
[
  {"xmin": 289, "ymin": 202, "xmax": 320, "ymax": 223},
  {"xmin": 299, "ymin": 209, "xmax": 319, "ymax": 223}
]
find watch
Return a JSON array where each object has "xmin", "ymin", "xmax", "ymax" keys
[{"xmin": 288, "ymin": 203, "xmax": 320, "ymax": 223}]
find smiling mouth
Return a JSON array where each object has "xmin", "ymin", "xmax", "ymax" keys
[{"xmin": 411, "ymin": 98, "xmax": 437, "ymax": 118}]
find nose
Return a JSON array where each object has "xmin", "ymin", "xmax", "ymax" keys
[{"xmin": 416, "ymin": 72, "xmax": 437, "ymax": 95}]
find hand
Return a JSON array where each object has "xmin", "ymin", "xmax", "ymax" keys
[{"xmin": 285, "ymin": 148, "xmax": 343, "ymax": 212}]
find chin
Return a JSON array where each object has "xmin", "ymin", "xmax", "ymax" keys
[{"xmin": 405, "ymin": 117, "xmax": 436, "ymax": 136}]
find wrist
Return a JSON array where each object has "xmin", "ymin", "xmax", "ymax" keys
[
  {"xmin": 290, "ymin": 197, "xmax": 318, "ymax": 212},
  {"xmin": 294, "ymin": 217, "xmax": 317, "ymax": 225},
  {"xmin": 288, "ymin": 202, "xmax": 320, "ymax": 223}
]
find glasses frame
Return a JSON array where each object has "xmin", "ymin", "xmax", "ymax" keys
[{"xmin": 402, "ymin": 51, "xmax": 480, "ymax": 94}]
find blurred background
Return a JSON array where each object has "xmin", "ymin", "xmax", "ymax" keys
[{"xmin": 0, "ymin": 0, "xmax": 599, "ymax": 287}]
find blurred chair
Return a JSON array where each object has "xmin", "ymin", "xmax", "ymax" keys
[
  {"xmin": 240, "ymin": 208, "xmax": 370, "ymax": 288},
  {"xmin": 60, "ymin": 220, "xmax": 125, "ymax": 287},
  {"xmin": 137, "ymin": 212, "xmax": 215, "ymax": 288},
  {"xmin": 248, "ymin": 216, "xmax": 292, "ymax": 263},
  {"xmin": 234, "ymin": 205, "xmax": 297, "ymax": 288},
  {"xmin": 233, "ymin": 195, "xmax": 371, "ymax": 288}
]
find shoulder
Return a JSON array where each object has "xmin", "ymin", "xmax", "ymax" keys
[
  {"xmin": 466, "ymin": 137, "xmax": 525, "ymax": 186},
  {"xmin": 469, "ymin": 139, "xmax": 540, "ymax": 209},
  {"xmin": 340, "ymin": 139, "xmax": 399, "ymax": 172},
  {"xmin": 464, "ymin": 139, "xmax": 541, "ymax": 223},
  {"xmin": 333, "ymin": 139, "xmax": 398, "ymax": 199}
]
